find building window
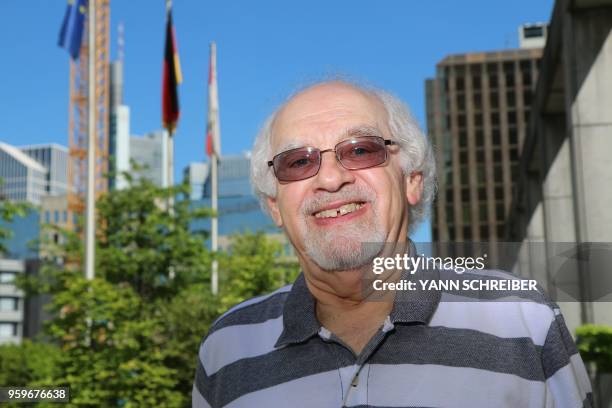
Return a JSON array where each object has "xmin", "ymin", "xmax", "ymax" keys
[
  {"xmin": 473, "ymin": 92, "xmax": 482, "ymax": 110},
  {"xmin": 459, "ymin": 131, "xmax": 468, "ymax": 148},
  {"xmin": 510, "ymin": 147, "xmax": 519, "ymax": 162},
  {"xmin": 0, "ymin": 298, "xmax": 17, "ymax": 311},
  {"xmin": 493, "ymin": 149, "xmax": 502, "ymax": 162},
  {"xmin": 490, "ymin": 92, "xmax": 499, "ymax": 109},
  {"xmin": 45, "ymin": 211, "xmax": 50, "ymax": 224},
  {"xmin": 494, "ymin": 165, "xmax": 504, "ymax": 183},
  {"xmin": 495, "ymin": 186, "xmax": 504, "ymax": 200},
  {"xmin": 492, "ymin": 129, "xmax": 501, "ymax": 146},
  {"xmin": 63, "ymin": 211, "xmax": 68, "ymax": 223},
  {"xmin": 491, "ymin": 113, "xmax": 500, "ymax": 126},
  {"xmin": 0, "ymin": 323, "xmax": 17, "ymax": 337},
  {"xmin": 509, "ymin": 128, "xmax": 518, "ymax": 146},
  {"xmin": 512, "ymin": 165, "xmax": 519, "ymax": 181},
  {"xmin": 476, "ymin": 150, "xmax": 485, "ymax": 163},
  {"xmin": 54, "ymin": 210, "xmax": 59, "ymax": 223},
  {"xmin": 522, "ymin": 71, "xmax": 532, "ymax": 87},
  {"xmin": 479, "ymin": 203, "xmax": 488, "ymax": 221},
  {"xmin": 446, "ymin": 206, "xmax": 454, "ymax": 224},
  {"xmin": 489, "ymin": 75, "xmax": 498, "ymax": 89},
  {"xmin": 472, "ymin": 76, "xmax": 482, "ymax": 90},
  {"xmin": 496, "ymin": 203, "xmax": 506, "ymax": 219},
  {"xmin": 458, "ymin": 114, "xmax": 467, "ymax": 128},
  {"xmin": 476, "ymin": 130, "xmax": 484, "ymax": 146},
  {"xmin": 477, "ymin": 165, "xmax": 486, "ymax": 183},
  {"xmin": 460, "ymin": 167, "xmax": 469, "ymax": 185},
  {"xmin": 456, "ymin": 77, "xmax": 465, "ymax": 91},
  {"xmin": 0, "ymin": 272, "xmax": 16, "ymax": 283},
  {"xmin": 457, "ymin": 94, "xmax": 466, "ymax": 111},
  {"xmin": 478, "ymin": 187, "xmax": 487, "ymax": 201},
  {"xmin": 506, "ymin": 91, "xmax": 516, "ymax": 107},
  {"xmin": 507, "ymin": 111, "xmax": 517, "ymax": 125}
]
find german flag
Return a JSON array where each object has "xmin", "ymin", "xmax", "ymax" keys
[{"xmin": 162, "ymin": 7, "xmax": 182, "ymax": 133}]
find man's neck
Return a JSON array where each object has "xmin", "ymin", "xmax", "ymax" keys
[{"xmin": 303, "ymin": 269, "xmax": 394, "ymax": 355}]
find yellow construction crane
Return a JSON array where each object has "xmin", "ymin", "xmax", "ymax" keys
[{"xmin": 67, "ymin": 0, "xmax": 110, "ymax": 217}]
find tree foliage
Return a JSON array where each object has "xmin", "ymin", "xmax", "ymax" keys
[
  {"xmin": 576, "ymin": 324, "xmax": 612, "ymax": 372},
  {"xmin": 3, "ymin": 174, "xmax": 299, "ymax": 407}
]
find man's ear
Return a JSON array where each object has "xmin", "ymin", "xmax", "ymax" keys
[
  {"xmin": 267, "ymin": 196, "xmax": 283, "ymax": 227},
  {"xmin": 405, "ymin": 171, "xmax": 423, "ymax": 206}
]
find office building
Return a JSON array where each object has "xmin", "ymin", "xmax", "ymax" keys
[
  {"xmin": 426, "ymin": 24, "xmax": 546, "ymax": 243},
  {"xmin": 187, "ymin": 154, "xmax": 284, "ymax": 250},
  {"xmin": 39, "ymin": 195, "xmax": 78, "ymax": 257},
  {"xmin": 130, "ymin": 130, "xmax": 169, "ymax": 188},
  {"xmin": 109, "ymin": 60, "xmax": 131, "ymax": 191},
  {"xmin": 0, "ymin": 208, "xmax": 39, "ymax": 259},
  {"xmin": 19, "ymin": 144, "xmax": 69, "ymax": 196},
  {"xmin": 0, "ymin": 259, "xmax": 25, "ymax": 345},
  {"xmin": 184, "ymin": 162, "xmax": 209, "ymax": 200},
  {"xmin": 0, "ymin": 142, "xmax": 47, "ymax": 204}
]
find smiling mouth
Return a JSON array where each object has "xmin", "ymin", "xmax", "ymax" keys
[{"xmin": 313, "ymin": 202, "xmax": 366, "ymax": 219}]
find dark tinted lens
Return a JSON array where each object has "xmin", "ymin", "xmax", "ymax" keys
[
  {"xmin": 336, "ymin": 137, "xmax": 387, "ymax": 169},
  {"xmin": 273, "ymin": 147, "xmax": 321, "ymax": 181}
]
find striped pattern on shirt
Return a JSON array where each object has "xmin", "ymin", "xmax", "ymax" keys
[{"xmin": 193, "ymin": 269, "xmax": 593, "ymax": 408}]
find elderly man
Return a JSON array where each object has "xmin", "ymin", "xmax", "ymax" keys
[{"xmin": 193, "ymin": 81, "xmax": 592, "ymax": 407}]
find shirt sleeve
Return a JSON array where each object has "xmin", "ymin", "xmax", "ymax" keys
[
  {"xmin": 541, "ymin": 305, "xmax": 593, "ymax": 407},
  {"xmin": 192, "ymin": 335, "xmax": 215, "ymax": 408}
]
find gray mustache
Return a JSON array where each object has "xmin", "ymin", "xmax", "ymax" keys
[{"xmin": 301, "ymin": 185, "xmax": 376, "ymax": 215}]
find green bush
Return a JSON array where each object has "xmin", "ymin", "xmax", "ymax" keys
[{"xmin": 576, "ymin": 324, "xmax": 612, "ymax": 372}]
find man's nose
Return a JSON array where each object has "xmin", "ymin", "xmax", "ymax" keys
[{"xmin": 313, "ymin": 151, "xmax": 355, "ymax": 192}]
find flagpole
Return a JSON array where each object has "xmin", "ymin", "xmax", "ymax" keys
[
  {"xmin": 167, "ymin": 130, "xmax": 174, "ymax": 188},
  {"xmin": 84, "ymin": 0, "xmax": 96, "ymax": 281},
  {"xmin": 210, "ymin": 42, "xmax": 219, "ymax": 295},
  {"xmin": 211, "ymin": 152, "xmax": 219, "ymax": 295}
]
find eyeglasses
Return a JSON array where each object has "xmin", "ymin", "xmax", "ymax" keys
[{"xmin": 267, "ymin": 136, "xmax": 397, "ymax": 182}]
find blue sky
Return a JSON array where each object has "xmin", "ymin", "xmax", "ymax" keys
[{"xmin": 1, "ymin": 0, "xmax": 554, "ymax": 242}]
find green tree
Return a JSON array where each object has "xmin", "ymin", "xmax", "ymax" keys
[
  {"xmin": 9, "ymin": 173, "xmax": 300, "ymax": 407},
  {"xmin": 219, "ymin": 231, "xmax": 300, "ymax": 310},
  {"xmin": 0, "ymin": 340, "xmax": 61, "ymax": 387}
]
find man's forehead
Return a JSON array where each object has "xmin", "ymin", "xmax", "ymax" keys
[{"xmin": 270, "ymin": 83, "xmax": 388, "ymax": 148}]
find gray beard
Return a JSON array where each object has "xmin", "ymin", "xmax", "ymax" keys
[{"xmin": 302, "ymin": 213, "xmax": 386, "ymax": 272}]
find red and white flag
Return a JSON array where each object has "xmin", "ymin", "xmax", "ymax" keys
[{"xmin": 206, "ymin": 42, "xmax": 221, "ymax": 157}]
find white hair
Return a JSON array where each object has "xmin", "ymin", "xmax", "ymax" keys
[{"xmin": 249, "ymin": 80, "xmax": 437, "ymax": 233}]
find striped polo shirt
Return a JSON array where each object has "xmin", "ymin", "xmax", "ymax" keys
[{"xmin": 193, "ymin": 268, "xmax": 593, "ymax": 407}]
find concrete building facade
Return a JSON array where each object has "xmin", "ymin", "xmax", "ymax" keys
[
  {"xmin": 506, "ymin": 0, "xmax": 612, "ymax": 329},
  {"xmin": 504, "ymin": 1, "xmax": 612, "ymax": 403},
  {"xmin": 0, "ymin": 142, "xmax": 47, "ymax": 204},
  {"xmin": 0, "ymin": 258, "xmax": 25, "ymax": 345},
  {"xmin": 19, "ymin": 144, "xmax": 69, "ymax": 196}
]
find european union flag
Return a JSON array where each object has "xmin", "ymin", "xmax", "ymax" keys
[{"xmin": 58, "ymin": 0, "xmax": 88, "ymax": 60}]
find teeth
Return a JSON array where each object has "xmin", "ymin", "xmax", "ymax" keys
[{"xmin": 314, "ymin": 203, "xmax": 364, "ymax": 219}]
